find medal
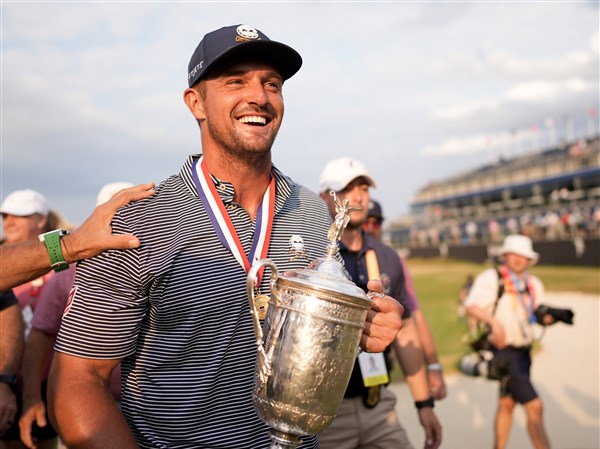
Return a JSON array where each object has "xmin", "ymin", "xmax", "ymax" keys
[{"xmin": 254, "ymin": 294, "xmax": 270, "ymax": 320}]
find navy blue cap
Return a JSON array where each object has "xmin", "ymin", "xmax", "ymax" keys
[
  {"xmin": 368, "ymin": 200, "xmax": 384, "ymax": 221},
  {"xmin": 187, "ymin": 24, "xmax": 303, "ymax": 87}
]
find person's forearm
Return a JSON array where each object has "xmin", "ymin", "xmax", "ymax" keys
[
  {"xmin": 52, "ymin": 384, "xmax": 137, "ymax": 449},
  {"xmin": 0, "ymin": 305, "xmax": 24, "ymax": 373},
  {"xmin": 0, "ymin": 241, "xmax": 54, "ymax": 292},
  {"xmin": 0, "ymin": 182, "xmax": 156, "ymax": 292},
  {"xmin": 466, "ymin": 305, "xmax": 496, "ymax": 328},
  {"xmin": 48, "ymin": 354, "xmax": 138, "ymax": 449},
  {"xmin": 21, "ymin": 329, "xmax": 54, "ymax": 408},
  {"xmin": 395, "ymin": 318, "xmax": 430, "ymax": 401},
  {"xmin": 412, "ymin": 310, "xmax": 440, "ymax": 365}
]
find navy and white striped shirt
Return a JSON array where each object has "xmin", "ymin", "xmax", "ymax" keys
[{"xmin": 56, "ymin": 154, "xmax": 332, "ymax": 449}]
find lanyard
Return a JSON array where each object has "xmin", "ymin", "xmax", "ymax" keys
[
  {"xmin": 499, "ymin": 266, "xmax": 536, "ymax": 323},
  {"xmin": 192, "ymin": 157, "xmax": 275, "ymax": 285}
]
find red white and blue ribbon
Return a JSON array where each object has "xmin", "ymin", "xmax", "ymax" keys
[{"xmin": 192, "ymin": 157, "xmax": 274, "ymax": 284}]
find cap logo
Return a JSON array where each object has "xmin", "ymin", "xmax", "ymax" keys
[{"xmin": 236, "ymin": 25, "xmax": 260, "ymax": 40}]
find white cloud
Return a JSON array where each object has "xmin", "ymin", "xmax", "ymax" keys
[{"xmin": 2, "ymin": 1, "xmax": 598, "ymax": 224}]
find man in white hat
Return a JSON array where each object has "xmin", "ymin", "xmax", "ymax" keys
[
  {"xmin": 464, "ymin": 234, "xmax": 553, "ymax": 449},
  {"xmin": 317, "ymin": 157, "xmax": 442, "ymax": 449},
  {"xmin": 1, "ymin": 189, "xmax": 50, "ymax": 245}
]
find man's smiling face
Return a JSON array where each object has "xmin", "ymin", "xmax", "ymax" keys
[{"xmin": 198, "ymin": 58, "xmax": 285, "ymax": 160}]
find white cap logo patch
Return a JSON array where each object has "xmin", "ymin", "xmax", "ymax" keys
[
  {"xmin": 288, "ymin": 234, "xmax": 307, "ymax": 261},
  {"xmin": 237, "ymin": 25, "xmax": 260, "ymax": 40}
]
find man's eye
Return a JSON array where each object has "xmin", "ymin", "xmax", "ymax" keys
[{"xmin": 266, "ymin": 81, "xmax": 282, "ymax": 91}]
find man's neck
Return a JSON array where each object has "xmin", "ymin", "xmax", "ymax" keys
[
  {"xmin": 341, "ymin": 226, "xmax": 364, "ymax": 252},
  {"xmin": 504, "ymin": 265, "xmax": 526, "ymax": 280},
  {"xmin": 202, "ymin": 150, "xmax": 272, "ymax": 220}
]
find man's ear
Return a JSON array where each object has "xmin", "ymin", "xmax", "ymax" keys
[{"xmin": 183, "ymin": 88, "xmax": 206, "ymax": 121}]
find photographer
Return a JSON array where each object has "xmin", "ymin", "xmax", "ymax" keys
[{"xmin": 464, "ymin": 235, "xmax": 560, "ymax": 449}]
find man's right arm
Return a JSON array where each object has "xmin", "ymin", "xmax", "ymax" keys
[
  {"xmin": 47, "ymin": 352, "xmax": 139, "ymax": 449},
  {"xmin": 0, "ymin": 183, "xmax": 155, "ymax": 292},
  {"xmin": 0, "ymin": 301, "xmax": 24, "ymax": 437},
  {"xmin": 464, "ymin": 270, "xmax": 506, "ymax": 349}
]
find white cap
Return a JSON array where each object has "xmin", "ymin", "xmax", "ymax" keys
[
  {"xmin": 96, "ymin": 182, "xmax": 134, "ymax": 206},
  {"xmin": 0, "ymin": 189, "xmax": 48, "ymax": 216},
  {"xmin": 319, "ymin": 157, "xmax": 377, "ymax": 193},
  {"xmin": 499, "ymin": 235, "xmax": 539, "ymax": 263}
]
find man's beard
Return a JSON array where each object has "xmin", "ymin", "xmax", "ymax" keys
[{"xmin": 206, "ymin": 120, "xmax": 278, "ymax": 166}]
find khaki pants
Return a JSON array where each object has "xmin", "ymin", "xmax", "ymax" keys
[{"xmin": 318, "ymin": 387, "xmax": 414, "ymax": 449}]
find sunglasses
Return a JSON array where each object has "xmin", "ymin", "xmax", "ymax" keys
[{"xmin": 362, "ymin": 218, "xmax": 382, "ymax": 229}]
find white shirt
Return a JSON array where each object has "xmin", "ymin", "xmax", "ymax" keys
[{"xmin": 464, "ymin": 267, "xmax": 546, "ymax": 347}]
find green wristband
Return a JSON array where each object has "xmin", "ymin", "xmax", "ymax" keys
[{"xmin": 38, "ymin": 229, "xmax": 70, "ymax": 272}]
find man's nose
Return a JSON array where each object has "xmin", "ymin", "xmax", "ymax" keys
[{"xmin": 244, "ymin": 80, "xmax": 269, "ymax": 105}]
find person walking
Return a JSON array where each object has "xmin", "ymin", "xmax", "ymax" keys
[
  {"xmin": 48, "ymin": 25, "xmax": 403, "ymax": 449},
  {"xmin": 364, "ymin": 200, "xmax": 447, "ymax": 401},
  {"xmin": 464, "ymin": 234, "xmax": 552, "ymax": 449}
]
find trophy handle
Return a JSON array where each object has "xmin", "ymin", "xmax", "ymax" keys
[{"xmin": 247, "ymin": 258, "xmax": 279, "ymax": 385}]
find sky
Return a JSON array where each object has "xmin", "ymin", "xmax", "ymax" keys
[{"xmin": 1, "ymin": 1, "xmax": 599, "ymax": 228}]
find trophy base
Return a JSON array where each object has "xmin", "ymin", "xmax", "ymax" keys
[{"xmin": 269, "ymin": 429, "xmax": 303, "ymax": 449}]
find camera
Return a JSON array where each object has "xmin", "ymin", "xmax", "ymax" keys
[
  {"xmin": 459, "ymin": 351, "xmax": 509, "ymax": 381},
  {"xmin": 534, "ymin": 304, "xmax": 574, "ymax": 326}
]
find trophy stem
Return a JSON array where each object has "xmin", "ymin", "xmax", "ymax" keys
[{"xmin": 269, "ymin": 430, "xmax": 303, "ymax": 449}]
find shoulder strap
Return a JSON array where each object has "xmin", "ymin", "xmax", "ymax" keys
[{"xmin": 493, "ymin": 268, "xmax": 504, "ymax": 316}]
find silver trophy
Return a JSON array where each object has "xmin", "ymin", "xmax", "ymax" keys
[{"xmin": 246, "ymin": 192, "xmax": 372, "ymax": 449}]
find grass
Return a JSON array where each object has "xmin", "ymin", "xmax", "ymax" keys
[{"xmin": 388, "ymin": 258, "xmax": 599, "ymax": 380}]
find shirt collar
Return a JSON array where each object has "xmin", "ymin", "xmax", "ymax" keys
[{"xmin": 180, "ymin": 154, "xmax": 293, "ymax": 215}]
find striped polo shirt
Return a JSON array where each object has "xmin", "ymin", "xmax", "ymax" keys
[{"xmin": 55, "ymin": 154, "xmax": 332, "ymax": 449}]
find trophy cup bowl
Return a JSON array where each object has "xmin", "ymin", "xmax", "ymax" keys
[
  {"xmin": 246, "ymin": 192, "xmax": 372, "ymax": 448},
  {"xmin": 247, "ymin": 256, "xmax": 372, "ymax": 449}
]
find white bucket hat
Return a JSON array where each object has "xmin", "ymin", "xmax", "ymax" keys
[
  {"xmin": 319, "ymin": 157, "xmax": 377, "ymax": 193},
  {"xmin": 499, "ymin": 234, "xmax": 539, "ymax": 263},
  {"xmin": 0, "ymin": 189, "xmax": 49, "ymax": 217}
]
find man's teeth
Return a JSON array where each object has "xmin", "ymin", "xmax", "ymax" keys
[{"xmin": 238, "ymin": 116, "xmax": 266, "ymax": 125}]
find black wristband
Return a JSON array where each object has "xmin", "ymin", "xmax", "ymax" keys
[
  {"xmin": 415, "ymin": 396, "xmax": 435, "ymax": 409},
  {"xmin": 0, "ymin": 374, "xmax": 18, "ymax": 386}
]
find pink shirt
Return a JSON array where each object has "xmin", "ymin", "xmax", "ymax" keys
[
  {"xmin": 31, "ymin": 265, "xmax": 121, "ymax": 400},
  {"xmin": 399, "ymin": 257, "xmax": 420, "ymax": 312}
]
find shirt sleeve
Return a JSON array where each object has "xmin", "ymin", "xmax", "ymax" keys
[
  {"xmin": 55, "ymin": 213, "xmax": 149, "ymax": 360},
  {"xmin": 0, "ymin": 290, "xmax": 17, "ymax": 311},
  {"xmin": 531, "ymin": 275, "xmax": 546, "ymax": 306},
  {"xmin": 389, "ymin": 252, "xmax": 411, "ymax": 320},
  {"xmin": 399, "ymin": 257, "xmax": 419, "ymax": 312},
  {"xmin": 31, "ymin": 266, "xmax": 76, "ymax": 336},
  {"xmin": 463, "ymin": 268, "xmax": 499, "ymax": 312}
]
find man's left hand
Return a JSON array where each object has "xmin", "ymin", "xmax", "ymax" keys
[
  {"xmin": 360, "ymin": 280, "xmax": 403, "ymax": 353},
  {"xmin": 418, "ymin": 407, "xmax": 442, "ymax": 449}
]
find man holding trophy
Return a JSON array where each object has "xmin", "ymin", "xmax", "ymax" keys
[{"xmin": 47, "ymin": 24, "xmax": 403, "ymax": 449}]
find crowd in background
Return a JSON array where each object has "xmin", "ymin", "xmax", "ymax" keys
[{"xmin": 401, "ymin": 204, "xmax": 600, "ymax": 248}]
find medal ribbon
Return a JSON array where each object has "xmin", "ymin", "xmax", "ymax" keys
[{"xmin": 192, "ymin": 157, "xmax": 275, "ymax": 285}]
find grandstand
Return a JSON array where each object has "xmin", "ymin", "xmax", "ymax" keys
[{"xmin": 387, "ymin": 135, "xmax": 600, "ymax": 266}]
